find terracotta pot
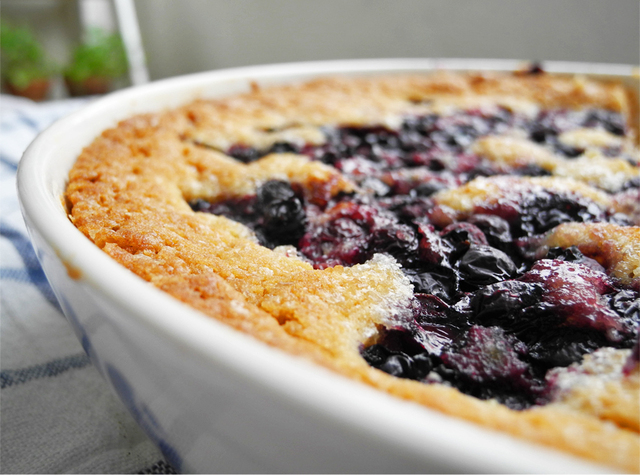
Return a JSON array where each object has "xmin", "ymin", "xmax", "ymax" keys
[
  {"xmin": 65, "ymin": 76, "xmax": 112, "ymax": 96},
  {"xmin": 4, "ymin": 78, "xmax": 50, "ymax": 101}
]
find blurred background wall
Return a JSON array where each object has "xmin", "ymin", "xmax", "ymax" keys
[
  {"xmin": 134, "ymin": 0, "xmax": 640, "ymax": 80},
  {"xmin": 2, "ymin": 0, "xmax": 639, "ymax": 98}
]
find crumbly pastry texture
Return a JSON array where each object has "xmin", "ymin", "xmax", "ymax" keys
[{"xmin": 66, "ymin": 70, "xmax": 640, "ymax": 472}]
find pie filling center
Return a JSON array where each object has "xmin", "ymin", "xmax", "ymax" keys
[{"xmin": 189, "ymin": 109, "xmax": 639, "ymax": 410}]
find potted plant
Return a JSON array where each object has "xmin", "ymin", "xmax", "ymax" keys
[
  {"xmin": 64, "ymin": 28, "xmax": 128, "ymax": 96},
  {"xmin": 1, "ymin": 20, "xmax": 56, "ymax": 101}
]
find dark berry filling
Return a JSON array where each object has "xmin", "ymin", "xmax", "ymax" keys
[
  {"xmin": 225, "ymin": 107, "xmax": 628, "ymax": 175},
  {"xmin": 528, "ymin": 109, "xmax": 626, "ymax": 157},
  {"xmin": 190, "ymin": 107, "xmax": 637, "ymax": 410},
  {"xmin": 476, "ymin": 190, "xmax": 614, "ymax": 239},
  {"xmin": 256, "ymin": 180, "xmax": 307, "ymax": 246},
  {"xmin": 191, "ymin": 181, "xmax": 306, "ymax": 249}
]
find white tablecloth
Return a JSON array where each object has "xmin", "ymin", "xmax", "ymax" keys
[{"xmin": 0, "ymin": 94, "xmax": 176, "ymax": 474}]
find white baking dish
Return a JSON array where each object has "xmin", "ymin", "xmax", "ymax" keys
[{"xmin": 17, "ymin": 59, "xmax": 635, "ymax": 473}]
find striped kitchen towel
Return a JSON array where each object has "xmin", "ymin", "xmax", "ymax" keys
[{"xmin": 0, "ymin": 94, "xmax": 174, "ymax": 474}]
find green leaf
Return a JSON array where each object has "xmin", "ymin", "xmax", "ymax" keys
[
  {"xmin": 65, "ymin": 28, "xmax": 128, "ymax": 82},
  {"xmin": 1, "ymin": 20, "xmax": 56, "ymax": 87}
]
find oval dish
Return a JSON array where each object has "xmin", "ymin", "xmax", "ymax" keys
[{"xmin": 17, "ymin": 59, "xmax": 638, "ymax": 473}]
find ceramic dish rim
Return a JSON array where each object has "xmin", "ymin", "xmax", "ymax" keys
[{"xmin": 17, "ymin": 58, "xmax": 636, "ymax": 473}]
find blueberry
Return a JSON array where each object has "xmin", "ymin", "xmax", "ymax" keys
[
  {"xmin": 515, "ymin": 192, "xmax": 606, "ymax": 237},
  {"xmin": 608, "ymin": 289, "xmax": 640, "ymax": 343},
  {"xmin": 582, "ymin": 110, "xmax": 626, "ymax": 136},
  {"xmin": 412, "ymin": 353, "xmax": 435, "ymax": 378},
  {"xmin": 381, "ymin": 195, "xmax": 435, "ymax": 222},
  {"xmin": 316, "ymin": 125, "xmax": 404, "ymax": 166},
  {"xmin": 546, "ymin": 246, "xmax": 605, "ymax": 273},
  {"xmin": 377, "ymin": 328, "xmax": 428, "ymax": 355},
  {"xmin": 546, "ymin": 246, "xmax": 584, "ymax": 261},
  {"xmin": 404, "ymin": 267, "xmax": 456, "ymax": 302},
  {"xmin": 554, "ymin": 143, "xmax": 584, "ymax": 158},
  {"xmin": 467, "ymin": 214, "xmax": 512, "ymax": 250},
  {"xmin": 470, "ymin": 280, "xmax": 544, "ymax": 327},
  {"xmin": 527, "ymin": 329, "xmax": 605, "ymax": 368},
  {"xmin": 402, "ymin": 114, "xmax": 439, "ymax": 136},
  {"xmin": 441, "ymin": 222, "xmax": 488, "ymax": 247},
  {"xmin": 370, "ymin": 223, "xmax": 418, "ymax": 265},
  {"xmin": 189, "ymin": 198, "xmax": 211, "ymax": 212},
  {"xmin": 457, "ymin": 245, "xmax": 517, "ymax": 288},
  {"xmin": 520, "ymin": 259, "xmax": 627, "ymax": 342},
  {"xmin": 361, "ymin": 344, "xmax": 391, "ymax": 367},
  {"xmin": 524, "ymin": 62, "xmax": 545, "ymax": 75},
  {"xmin": 528, "ymin": 110, "xmax": 566, "ymax": 144},
  {"xmin": 298, "ymin": 198, "xmax": 374, "ymax": 267},
  {"xmin": 609, "ymin": 289, "xmax": 640, "ymax": 322},
  {"xmin": 412, "ymin": 293, "xmax": 469, "ymax": 354},
  {"xmin": 621, "ymin": 176, "xmax": 640, "ymax": 191},
  {"xmin": 440, "ymin": 326, "xmax": 530, "ymax": 385},
  {"xmin": 257, "ymin": 180, "xmax": 307, "ymax": 246},
  {"xmin": 190, "ymin": 195, "xmax": 260, "ymax": 231},
  {"xmin": 529, "ymin": 125, "xmax": 557, "ymax": 144},
  {"xmin": 227, "ymin": 144, "xmax": 261, "ymax": 163},
  {"xmin": 511, "ymin": 164, "xmax": 554, "ymax": 176},
  {"xmin": 436, "ymin": 325, "xmax": 545, "ymax": 408},
  {"xmin": 257, "ymin": 179, "xmax": 296, "ymax": 203},
  {"xmin": 440, "ymin": 222, "xmax": 490, "ymax": 264},
  {"xmin": 361, "ymin": 344, "xmax": 433, "ymax": 380},
  {"xmin": 379, "ymin": 354, "xmax": 414, "ymax": 377},
  {"xmin": 268, "ymin": 141, "xmax": 300, "ymax": 154},
  {"xmin": 414, "ymin": 181, "xmax": 448, "ymax": 197}
]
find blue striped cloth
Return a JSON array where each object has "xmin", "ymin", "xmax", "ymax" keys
[{"xmin": 0, "ymin": 94, "xmax": 175, "ymax": 474}]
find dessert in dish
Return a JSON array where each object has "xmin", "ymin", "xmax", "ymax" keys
[{"xmin": 66, "ymin": 65, "xmax": 640, "ymax": 471}]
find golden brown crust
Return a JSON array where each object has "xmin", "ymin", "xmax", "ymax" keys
[
  {"xmin": 548, "ymin": 348, "xmax": 640, "ymax": 432},
  {"xmin": 472, "ymin": 136, "xmax": 639, "ymax": 192},
  {"xmin": 545, "ymin": 223, "xmax": 640, "ymax": 286},
  {"xmin": 432, "ymin": 175, "xmax": 617, "ymax": 214},
  {"xmin": 181, "ymin": 72, "xmax": 636, "ymax": 150},
  {"xmin": 66, "ymin": 71, "xmax": 640, "ymax": 472}
]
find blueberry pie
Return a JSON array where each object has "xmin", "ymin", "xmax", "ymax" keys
[{"xmin": 66, "ymin": 67, "xmax": 640, "ymax": 471}]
